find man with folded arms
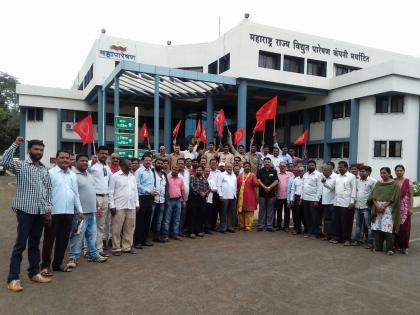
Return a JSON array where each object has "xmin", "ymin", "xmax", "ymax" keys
[
  {"xmin": 109, "ymin": 158, "xmax": 139, "ymax": 255},
  {"xmin": 218, "ymin": 163, "xmax": 237, "ymax": 233},
  {"xmin": 1, "ymin": 137, "xmax": 52, "ymax": 292}
]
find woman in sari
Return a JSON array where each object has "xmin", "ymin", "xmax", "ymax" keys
[
  {"xmin": 237, "ymin": 162, "xmax": 259, "ymax": 231},
  {"xmin": 368, "ymin": 167, "xmax": 400, "ymax": 255},
  {"xmin": 394, "ymin": 165, "xmax": 414, "ymax": 254}
]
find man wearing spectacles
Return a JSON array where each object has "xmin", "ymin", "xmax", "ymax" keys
[
  {"xmin": 89, "ymin": 146, "xmax": 111, "ymax": 257},
  {"xmin": 109, "ymin": 153, "xmax": 121, "ymax": 174}
]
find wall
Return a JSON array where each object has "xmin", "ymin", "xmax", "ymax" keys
[
  {"xmin": 332, "ymin": 118, "xmax": 350, "ymax": 139},
  {"xmin": 309, "ymin": 122, "xmax": 324, "ymax": 141}
]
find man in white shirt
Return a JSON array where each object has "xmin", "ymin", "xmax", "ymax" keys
[
  {"xmin": 219, "ymin": 144, "xmax": 234, "ymax": 165},
  {"xmin": 177, "ymin": 158, "xmax": 190, "ymax": 235},
  {"xmin": 41, "ymin": 150, "xmax": 83, "ymax": 274},
  {"xmin": 208, "ymin": 159, "xmax": 223, "ymax": 231},
  {"xmin": 258, "ymin": 144, "xmax": 274, "ymax": 165},
  {"xmin": 181, "ymin": 142, "xmax": 198, "ymax": 161},
  {"xmin": 88, "ymin": 146, "xmax": 111, "ymax": 255},
  {"xmin": 204, "ymin": 167, "xmax": 218, "ymax": 234},
  {"xmin": 300, "ymin": 160, "xmax": 322, "ymax": 238},
  {"xmin": 217, "ymin": 163, "xmax": 237, "ymax": 233},
  {"xmin": 290, "ymin": 167, "xmax": 304, "ymax": 234},
  {"xmin": 151, "ymin": 158, "xmax": 169, "ymax": 242},
  {"xmin": 323, "ymin": 160, "xmax": 357, "ymax": 245},
  {"xmin": 353, "ymin": 165, "xmax": 377, "ymax": 248},
  {"xmin": 320, "ymin": 164, "xmax": 337, "ymax": 240},
  {"xmin": 109, "ymin": 158, "xmax": 139, "ymax": 255}
]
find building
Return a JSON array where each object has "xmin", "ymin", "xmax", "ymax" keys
[{"xmin": 17, "ymin": 17, "xmax": 420, "ymax": 180}]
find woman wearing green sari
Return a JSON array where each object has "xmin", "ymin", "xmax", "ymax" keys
[{"xmin": 368, "ymin": 167, "xmax": 400, "ymax": 255}]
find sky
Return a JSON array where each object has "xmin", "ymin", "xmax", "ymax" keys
[{"xmin": 1, "ymin": 0, "xmax": 419, "ymax": 88}]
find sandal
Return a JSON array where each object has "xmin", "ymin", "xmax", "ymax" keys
[
  {"xmin": 40, "ymin": 269, "xmax": 53, "ymax": 277},
  {"xmin": 53, "ymin": 266, "xmax": 72, "ymax": 272}
]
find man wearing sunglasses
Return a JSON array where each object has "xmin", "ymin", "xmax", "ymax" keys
[
  {"xmin": 89, "ymin": 146, "xmax": 111, "ymax": 257},
  {"xmin": 109, "ymin": 153, "xmax": 121, "ymax": 174}
]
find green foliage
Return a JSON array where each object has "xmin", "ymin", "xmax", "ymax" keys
[
  {"xmin": 0, "ymin": 72, "xmax": 19, "ymax": 152},
  {"xmin": 413, "ymin": 182, "xmax": 420, "ymax": 197}
]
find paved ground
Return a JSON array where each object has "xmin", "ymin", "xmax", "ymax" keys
[{"xmin": 0, "ymin": 175, "xmax": 419, "ymax": 315}]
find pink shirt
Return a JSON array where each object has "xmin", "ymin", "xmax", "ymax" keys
[
  {"xmin": 167, "ymin": 175, "xmax": 184, "ymax": 199},
  {"xmin": 277, "ymin": 171, "xmax": 293, "ymax": 199}
]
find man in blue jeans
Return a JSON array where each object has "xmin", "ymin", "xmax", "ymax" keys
[
  {"xmin": 163, "ymin": 165, "xmax": 186, "ymax": 241},
  {"xmin": 67, "ymin": 154, "xmax": 108, "ymax": 269},
  {"xmin": 151, "ymin": 158, "xmax": 169, "ymax": 242},
  {"xmin": 1, "ymin": 137, "xmax": 52, "ymax": 292},
  {"xmin": 352, "ymin": 166, "xmax": 377, "ymax": 248}
]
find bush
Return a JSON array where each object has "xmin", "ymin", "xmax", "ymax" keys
[{"xmin": 414, "ymin": 182, "xmax": 420, "ymax": 197}]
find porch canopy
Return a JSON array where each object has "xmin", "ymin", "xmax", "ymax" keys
[{"xmin": 99, "ymin": 61, "xmax": 237, "ymax": 150}]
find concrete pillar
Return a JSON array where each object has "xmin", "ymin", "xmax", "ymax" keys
[
  {"xmin": 349, "ymin": 99, "xmax": 360, "ymax": 165},
  {"xmin": 237, "ymin": 80, "xmax": 247, "ymax": 146},
  {"xmin": 206, "ymin": 95, "xmax": 214, "ymax": 146},
  {"xmin": 98, "ymin": 88, "xmax": 106, "ymax": 146},
  {"xmin": 164, "ymin": 96, "xmax": 172, "ymax": 152},
  {"xmin": 323, "ymin": 104, "xmax": 332, "ymax": 161},
  {"xmin": 154, "ymin": 76, "xmax": 160, "ymax": 151}
]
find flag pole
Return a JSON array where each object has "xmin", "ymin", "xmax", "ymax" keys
[
  {"xmin": 134, "ymin": 107, "xmax": 139, "ymax": 158},
  {"xmin": 92, "ymin": 139, "xmax": 96, "ymax": 156}
]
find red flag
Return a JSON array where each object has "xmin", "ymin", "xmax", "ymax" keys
[
  {"xmin": 214, "ymin": 109, "xmax": 226, "ymax": 137},
  {"xmin": 234, "ymin": 128, "xmax": 244, "ymax": 145},
  {"xmin": 172, "ymin": 120, "xmax": 182, "ymax": 138},
  {"xmin": 294, "ymin": 129, "xmax": 309, "ymax": 145},
  {"xmin": 73, "ymin": 115, "xmax": 94, "ymax": 145},
  {"xmin": 256, "ymin": 96, "xmax": 277, "ymax": 121},
  {"xmin": 252, "ymin": 120, "xmax": 266, "ymax": 134},
  {"xmin": 200, "ymin": 127, "xmax": 207, "ymax": 144},
  {"xmin": 194, "ymin": 119, "xmax": 202, "ymax": 138},
  {"xmin": 140, "ymin": 122, "xmax": 149, "ymax": 140}
]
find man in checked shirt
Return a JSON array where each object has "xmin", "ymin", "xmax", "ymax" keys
[{"xmin": 0, "ymin": 137, "xmax": 53, "ymax": 292}]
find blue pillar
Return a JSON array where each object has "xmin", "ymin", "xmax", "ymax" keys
[
  {"xmin": 114, "ymin": 77, "xmax": 120, "ymax": 117},
  {"xmin": 206, "ymin": 96, "xmax": 214, "ymax": 146},
  {"xmin": 284, "ymin": 113, "xmax": 291, "ymax": 145},
  {"xmin": 237, "ymin": 80, "xmax": 247, "ymax": 146},
  {"xmin": 56, "ymin": 109, "xmax": 62, "ymax": 151},
  {"xmin": 19, "ymin": 108, "xmax": 26, "ymax": 160},
  {"xmin": 323, "ymin": 104, "xmax": 332, "ymax": 161},
  {"xmin": 303, "ymin": 109, "xmax": 310, "ymax": 134},
  {"xmin": 417, "ymin": 97, "xmax": 420, "ymax": 181},
  {"xmin": 349, "ymin": 99, "xmax": 359, "ymax": 165},
  {"xmin": 98, "ymin": 88, "xmax": 106, "ymax": 146},
  {"xmin": 87, "ymin": 111, "xmax": 92, "ymax": 157},
  {"xmin": 164, "ymin": 96, "xmax": 172, "ymax": 151},
  {"xmin": 154, "ymin": 76, "xmax": 160, "ymax": 151}
]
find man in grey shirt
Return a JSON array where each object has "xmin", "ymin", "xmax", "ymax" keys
[{"xmin": 67, "ymin": 154, "xmax": 108, "ymax": 268}]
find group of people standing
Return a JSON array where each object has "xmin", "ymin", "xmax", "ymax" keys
[{"xmin": 1, "ymin": 134, "xmax": 414, "ymax": 293}]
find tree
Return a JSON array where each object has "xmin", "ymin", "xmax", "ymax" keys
[{"xmin": 0, "ymin": 72, "xmax": 19, "ymax": 152}]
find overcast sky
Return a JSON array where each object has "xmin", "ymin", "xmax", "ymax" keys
[{"xmin": 1, "ymin": 0, "xmax": 419, "ymax": 88}]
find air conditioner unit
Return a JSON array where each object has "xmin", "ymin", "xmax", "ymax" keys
[{"xmin": 65, "ymin": 123, "xmax": 74, "ymax": 130}]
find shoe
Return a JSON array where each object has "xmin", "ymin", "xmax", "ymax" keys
[
  {"xmin": 309, "ymin": 235, "xmax": 318, "ymax": 240},
  {"xmin": 204, "ymin": 230, "xmax": 213, "ymax": 235},
  {"xmin": 257, "ymin": 228, "xmax": 263, "ymax": 232},
  {"xmin": 88, "ymin": 255, "xmax": 108, "ymax": 263},
  {"xmin": 400, "ymin": 248, "xmax": 408, "ymax": 255},
  {"xmin": 174, "ymin": 236, "xmax": 183, "ymax": 241},
  {"xmin": 267, "ymin": 228, "xmax": 274, "ymax": 232},
  {"xmin": 66, "ymin": 258, "xmax": 78, "ymax": 269},
  {"xmin": 113, "ymin": 251, "xmax": 122, "ymax": 256},
  {"xmin": 329, "ymin": 239, "xmax": 339, "ymax": 244},
  {"xmin": 142, "ymin": 241, "xmax": 154, "ymax": 247},
  {"xmin": 7, "ymin": 280, "xmax": 23, "ymax": 292},
  {"xmin": 122, "ymin": 248, "xmax": 137, "ymax": 254},
  {"xmin": 227, "ymin": 229, "xmax": 235, "ymax": 233},
  {"xmin": 303, "ymin": 234, "xmax": 310, "ymax": 238},
  {"xmin": 244, "ymin": 227, "xmax": 251, "ymax": 232},
  {"xmin": 30, "ymin": 274, "xmax": 52, "ymax": 283},
  {"xmin": 364, "ymin": 244, "xmax": 373, "ymax": 250},
  {"xmin": 134, "ymin": 243, "xmax": 143, "ymax": 249},
  {"xmin": 197, "ymin": 233, "xmax": 205, "ymax": 237},
  {"xmin": 351, "ymin": 241, "xmax": 361, "ymax": 246},
  {"xmin": 154, "ymin": 238, "xmax": 164, "ymax": 243},
  {"xmin": 343, "ymin": 241, "xmax": 352, "ymax": 246},
  {"xmin": 387, "ymin": 250, "xmax": 395, "ymax": 256},
  {"xmin": 99, "ymin": 251, "xmax": 110, "ymax": 257},
  {"xmin": 283, "ymin": 228, "xmax": 289, "ymax": 232},
  {"xmin": 218, "ymin": 230, "xmax": 226, "ymax": 234},
  {"xmin": 163, "ymin": 237, "xmax": 170, "ymax": 242},
  {"xmin": 102, "ymin": 240, "xmax": 108, "ymax": 251},
  {"xmin": 189, "ymin": 233, "xmax": 196, "ymax": 239}
]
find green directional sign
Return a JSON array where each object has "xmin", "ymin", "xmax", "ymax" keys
[
  {"xmin": 115, "ymin": 133, "xmax": 135, "ymax": 147},
  {"xmin": 115, "ymin": 116, "xmax": 135, "ymax": 131},
  {"xmin": 115, "ymin": 149, "xmax": 135, "ymax": 158}
]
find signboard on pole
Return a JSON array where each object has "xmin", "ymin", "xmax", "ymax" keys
[
  {"xmin": 115, "ymin": 133, "xmax": 135, "ymax": 147},
  {"xmin": 115, "ymin": 116, "xmax": 135, "ymax": 131}
]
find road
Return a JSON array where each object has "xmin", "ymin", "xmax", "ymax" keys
[{"xmin": 0, "ymin": 175, "xmax": 419, "ymax": 315}]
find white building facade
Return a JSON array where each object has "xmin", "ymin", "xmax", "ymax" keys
[{"xmin": 17, "ymin": 19, "xmax": 420, "ymax": 180}]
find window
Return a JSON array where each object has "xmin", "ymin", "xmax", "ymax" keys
[
  {"xmin": 376, "ymin": 96, "xmax": 389, "ymax": 113},
  {"xmin": 106, "ymin": 113, "xmax": 114, "ymax": 126},
  {"xmin": 390, "ymin": 95, "xmax": 404, "ymax": 113},
  {"xmin": 330, "ymin": 142, "xmax": 349, "ymax": 158},
  {"xmin": 218, "ymin": 53, "xmax": 230, "ymax": 73},
  {"xmin": 61, "ymin": 142, "xmax": 74, "ymax": 154},
  {"xmin": 374, "ymin": 141, "xmax": 387, "ymax": 157},
  {"xmin": 332, "ymin": 101, "xmax": 350, "ymax": 119},
  {"xmin": 335, "ymin": 64, "xmax": 360, "ymax": 76},
  {"xmin": 309, "ymin": 107, "xmax": 325, "ymax": 123},
  {"xmin": 178, "ymin": 66, "xmax": 204, "ymax": 72},
  {"xmin": 83, "ymin": 64, "xmax": 94, "ymax": 89},
  {"xmin": 307, "ymin": 144, "xmax": 324, "ymax": 159},
  {"xmin": 290, "ymin": 111, "xmax": 303, "ymax": 126},
  {"xmin": 208, "ymin": 60, "xmax": 218, "ymax": 74},
  {"xmin": 61, "ymin": 142, "xmax": 89, "ymax": 155},
  {"xmin": 283, "ymin": 55, "xmax": 304, "ymax": 74},
  {"xmin": 62, "ymin": 110, "xmax": 88, "ymax": 123},
  {"xmin": 258, "ymin": 51, "xmax": 281, "ymax": 70},
  {"xmin": 389, "ymin": 141, "xmax": 402, "ymax": 157},
  {"xmin": 75, "ymin": 111, "xmax": 88, "ymax": 122},
  {"xmin": 277, "ymin": 115, "xmax": 285, "ymax": 128},
  {"xmin": 307, "ymin": 59, "xmax": 327, "ymax": 77},
  {"xmin": 27, "ymin": 108, "xmax": 43, "ymax": 121}
]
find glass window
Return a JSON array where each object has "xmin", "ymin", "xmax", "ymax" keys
[
  {"xmin": 218, "ymin": 53, "xmax": 230, "ymax": 73},
  {"xmin": 208, "ymin": 61, "xmax": 218, "ymax": 74},
  {"xmin": 62, "ymin": 110, "xmax": 75, "ymax": 122},
  {"xmin": 374, "ymin": 141, "xmax": 387, "ymax": 157},
  {"xmin": 307, "ymin": 59, "xmax": 327, "ymax": 77},
  {"xmin": 309, "ymin": 107, "xmax": 324, "ymax": 123},
  {"xmin": 343, "ymin": 142, "xmax": 349, "ymax": 158},
  {"xmin": 389, "ymin": 141, "xmax": 402, "ymax": 157},
  {"xmin": 336, "ymin": 66, "xmax": 349, "ymax": 76},
  {"xmin": 344, "ymin": 101, "xmax": 351, "ymax": 118},
  {"xmin": 283, "ymin": 55, "xmax": 304, "ymax": 74},
  {"xmin": 330, "ymin": 143, "xmax": 342, "ymax": 158},
  {"xmin": 27, "ymin": 108, "xmax": 43, "ymax": 121},
  {"xmin": 258, "ymin": 51, "xmax": 281, "ymax": 70},
  {"xmin": 75, "ymin": 111, "xmax": 88, "ymax": 122},
  {"xmin": 376, "ymin": 96, "xmax": 389, "ymax": 113},
  {"xmin": 307, "ymin": 144, "xmax": 324, "ymax": 159},
  {"xmin": 390, "ymin": 95, "xmax": 404, "ymax": 113},
  {"xmin": 106, "ymin": 113, "xmax": 114, "ymax": 126},
  {"xmin": 75, "ymin": 142, "xmax": 88, "ymax": 155},
  {"xmin": 332, "ymin": 103, "xmax": 344, "ymax": 119},
  {"xmin": 61, "ymin": 142, "xmax": 74, "ymax": 154},
  {"xmin": 290, "ymin": 111, "xmax": 303, "ymax": 126}
]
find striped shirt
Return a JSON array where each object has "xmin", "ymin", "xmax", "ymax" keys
[{"xmin": 0, "ymin": 143, "xmax": 52, "ymax": 214}]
